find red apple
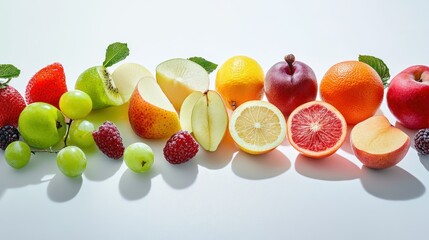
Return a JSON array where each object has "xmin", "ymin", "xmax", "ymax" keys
[
  {"xmin": 264, "ymin": 54, "xmax": 317, "ymax": 117},
  {"xmin": 387, "ymin": 65, "xmax": 429, "ymax": 129}
]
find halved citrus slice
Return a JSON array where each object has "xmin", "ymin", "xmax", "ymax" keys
[
  {"xmin": 287, "ymin": 101, "xmax": 347, "ymax": 158},
  {"xmin": 229, "ymin": 100, "xmax": 287, "ymax": 155}
]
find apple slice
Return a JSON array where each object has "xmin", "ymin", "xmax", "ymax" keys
[
  {"xmin": 191, "ymin": 90, "xmax": 228, "ymax": 152},
  {"xmin": 351, "ymin": 115, "xmax": 411, "ymax": 169},
  {"xmin": 111, "ymin": 63, "xmax": 153, "ymax": 103},
  {"xmin": 156, "ymin": 58, "xmax": 209, "ymax": 112},
  {"xmin": 179, "ymin": 91, "xmax": 204, "ymax": 132},
  {"xmin": 128, "ymin": 77, "xmax": 181, "ymax": 139}
]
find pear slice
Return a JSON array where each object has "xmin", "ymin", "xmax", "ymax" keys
[
  {"xmin": 180, "ymin": 91, "xmax": 204, "ymax": 133},
  {"xmin": 191, "ymin": 90, "xmax": 228, "ymax": 151},
  {"xmin": 111, "ymin": 63, "xmax": 153, "ymax": 103},
  {"xmin": 128, "ymin": 77, "xmax": 181, "ymax": 139}
]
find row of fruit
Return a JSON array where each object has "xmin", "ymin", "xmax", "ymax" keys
[{"xmin": 1, "ymin": 42, "xmax": 428, "ymax": 178}]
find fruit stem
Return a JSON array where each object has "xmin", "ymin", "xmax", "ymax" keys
[
  {"xmin": 31, "ymin": 148, "xmax": 59, "ymax": 154},
  {"xmin": 284, "ymin": 54, "xmax": 295, "ymax": 73},
  {"xmin": 63, "ymin": 119, "xmax": 73, "ymax": 147}
]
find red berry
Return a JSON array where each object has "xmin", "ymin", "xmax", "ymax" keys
[
  {"xmin": 0, "ymin": 85, "xmax": 26, "ymax": 128},
  {"xmin": 93, "ymin": 121, "xmax": 125, "ymax": 159},
  {"xmin": 25, "ymin": 62, "xmax": 67, "ymax": 108},
  {"xmin": 163, "ymin": 130, "xmax": 199, "ymax": 164}
]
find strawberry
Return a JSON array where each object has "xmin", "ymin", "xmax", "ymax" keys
[
  {"xmin": 25, "ymin": 62, "xmax": 67, "ymax": 108},
  {"xmin": 0, "ymin": 64, "xmax": 26, "ymax": 128}
]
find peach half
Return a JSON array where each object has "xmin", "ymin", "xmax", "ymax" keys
[{"xmin": 350, "ymin": 115, "xmax": 410, "ymax": 169}]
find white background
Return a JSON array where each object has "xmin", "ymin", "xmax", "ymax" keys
[{"xmin": 1, "ymin": 0, "xmax": 428, "ymax": 239}]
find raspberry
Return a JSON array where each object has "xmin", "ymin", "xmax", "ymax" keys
[
  {"xmin": 0, "ymin": 125, "xmax": 20, "ymax": 150},
  {"xmin": 163, "ymin": 130, "xmax": 199, "ymax": 164},
  {"xmin": 414, "ymin": 129, "xmax": 429, "ymax": 155},
  {"xmin": 92, "ymin": 121, "xmax": 125, "ymax": 159}
]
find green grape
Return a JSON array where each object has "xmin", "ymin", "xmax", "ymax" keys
[
  {"xmin": 56, "ymin": 146, "xmax": 87, "ymax": 177},
  {"xmin": 59, "ymin": 90, "xmax": 93, "ymax": 119},
  {"xmin": 4, "ymin": 141, "xmax": 31, "ymax": 169},
  {"xmin": 124, "ymin": 142, "xmax": 154, "ymax": 173},
  {"xmin": 69, "ymin": 120, "xmax": 95, "ymax": 148}
]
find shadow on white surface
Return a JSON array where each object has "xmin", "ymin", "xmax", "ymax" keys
[
  {"xmin": 47, "ymin": 174, "xmax": 82, "ymax": 202},
  {"xmin": 84, "ymin": 153, "xmax": 123, "ymax": 181},
  {"xmin": 161, "ymin": 160, "xmax": 198, "ymax": 189},
  {"xmin": 419, "ymin": 155, "xmax": 429, "ymax": 172},
  {"xmin": 360, "ymin": 166, "xmax": 425, "ymax": 200},
  {"xmin": 295, "ymin": 153, "xmax": 361, "ymax": 181},
  {"xmin": 394, "ymin": 121, "xmax": 418, "ymax": 150},
  {"xmin": 340, "ymin": 125, "xmax": 354, "ymax": 154},
  {"xmin": 231, "ymin": 149, "xmax": 290, "ymax": 180},
  {"xmin": 197, "ymin": 131, "xmax": 237, "ymax": 170},
  {"xmin": 119, "ymin": 169, "xmax": 153, "ymax": 201},
  {"xmin": 0, "ymin": 152, "xmax": 57, "ymax": 198},
  {"xmin": 143, "ymin": 138, "xmax": 199, "ymax": 190}
]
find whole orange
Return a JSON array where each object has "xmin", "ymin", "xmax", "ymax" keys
[{"xmin": 320, "ymin": 61, "xmax": 384, "ymax": 125}]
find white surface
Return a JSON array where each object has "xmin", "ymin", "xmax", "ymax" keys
[{"xmin": 1, "ymin": 0, "xmax": 428, "ymax": 239}]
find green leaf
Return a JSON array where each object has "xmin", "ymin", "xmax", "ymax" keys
[
  {"xmin": 188, "ymin": 57, "xmax": 218, "ymax": 74},
  {"xmin": 103, "ymin": 42, "xmax": 130, "ymax": 67},
  {"xmin": 0, "ymin": 64, "xmax": 20, "ymax": 79},
  {"xmin": 358, "ymin": 55, "xmax": 390, "ymax": 88}
]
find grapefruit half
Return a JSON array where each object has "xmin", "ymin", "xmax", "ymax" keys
[{"xmin": 287, "ymin": 101, "xmax": 347, "ymax": 158}]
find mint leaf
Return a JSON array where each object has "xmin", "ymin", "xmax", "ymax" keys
[
  {"xmin": 0, "ymin": 64, "xmax": 20, "ymax": 79},
  {"xmin": 188, "ymin": 57, "xmax": 218, "ymax": 74},
  {"xmin": 103, "ymin": 42, "xmax": 130, "ymax": 68},
  {"xmin": 359, "ymin": 55, "xmax": 390, "ymax": 88}
]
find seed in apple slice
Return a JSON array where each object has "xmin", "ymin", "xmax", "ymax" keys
[
  {"xmin": 156, "ymin": 58, "xmax": 209, "ymax": 112},
  {"xmin": 179, "ymin": 91, "xmax": 204, "ymax": 133},
  {"xmin": 111, "ymin": 63, "xmax": 153, "ymax": 103},
  {"xmin": 191, "ymin": 90, "xmax": 228, "ymax": 152},
  {"xmin": 351, "ymin": 115, "xmax": 411, "ymax": 169},
  {"xmin": 128, "ymin": 77, "xmax": 181, "ymax": 139}
]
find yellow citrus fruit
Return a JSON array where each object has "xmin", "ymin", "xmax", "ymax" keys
[
  {"xmin": 216, "ymin": 56, "xmax": 264, "ymax": 110},
  {"xmin": 229, "ymin": 100, "xmax": 286, "ymax": 155}
]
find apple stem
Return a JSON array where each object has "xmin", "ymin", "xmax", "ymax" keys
[
  {"xmin": 284, "ymin": 54, "xmax": 295, "ymax": 73},
  {"xmin": 231, "ymin": 101, "xmax": 237, "ymax": 110}
]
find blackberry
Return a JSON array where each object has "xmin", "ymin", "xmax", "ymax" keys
[
  {"xmin": 414, "ymin": 129, "xmax": 429, "ymax": 155},
  {"xmin": 0, "ymin": 125, "xmax": 20, "ymax": 150}
]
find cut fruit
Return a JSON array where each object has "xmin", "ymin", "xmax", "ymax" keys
[
  {"xmin": 351, "ymin": 115, "xmax": 410, "ymax": 169},
  {"xmin": 191, "ymin": 90, "xmax": 228, "ymax": 152},
  {"xmin": 229, "ymin": 100, "xmax": 286, "ymax": 155},
  {"xmin": 111, "ymin": 63, "xmax": 153, "ymax": 102},
  {"xmin": 156, "ymin": 58, "xmax": 209, "ymax": 112},
  {"xmin": 75, "ymin": 66, "xmax": 123, "ymax": 109},
  {"xmin": 287, "ymin": 101, "xmax": 347, "ymax": 158},
  {"xmin": 128, "ymin": 77, "xmax": 181, "ymax": 139},
  {"xmin": 179, "ymin": 91, "xmax": 204, "ymax": 132}
]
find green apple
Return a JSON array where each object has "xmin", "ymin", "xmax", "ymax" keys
[{"xmin": 18, "ymin": 102, "xmax": 67, "ymax": 149}]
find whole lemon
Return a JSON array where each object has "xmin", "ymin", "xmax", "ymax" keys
[{"xmin": 216, "ymin": 56, "xmax": 264, "ymax": 109}]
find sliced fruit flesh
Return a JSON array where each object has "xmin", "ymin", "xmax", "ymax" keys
[
  {"xmin": 111, "ymin": 63, "xmax": 153, "ymax": 102},
  {"xmin": 351, "ymin": 116, "xmax": 409, "ymax": 154},
  {"xmin": 180, "ymin": 91, "xmax": 204, "ymax": 132},
  {"xmin": 290, "ymin": 104, "xmax": 343, "ymax": 152},
  {"xmin": 137, "ymin": 77, "xmax": 175, "ymax": 112},
  {"xmin": 235, "ymin": 105, "xmax": 282, "ymax": 146},
  {"xmin": 156, "ymin": 59, "xmax": 209, "ymax": 91},
  {"xmin": 96, "ymin": 66, "xmax": 123, "ymax": 105}
]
